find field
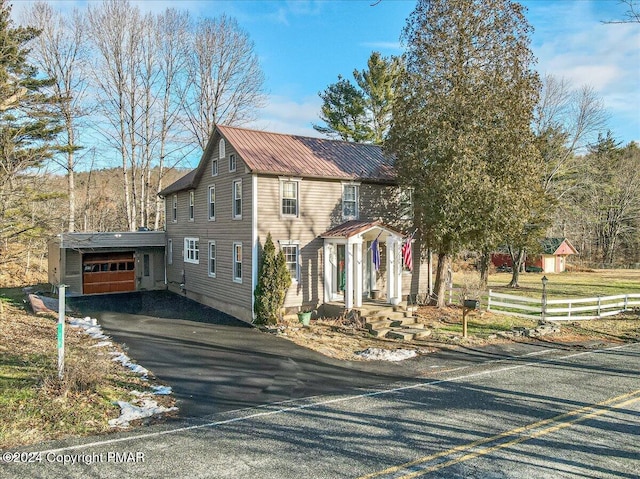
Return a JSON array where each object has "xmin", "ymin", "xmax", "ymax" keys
[{"xmin": 479, "ymin": 269, "xmax": 640, "ymax": 299}]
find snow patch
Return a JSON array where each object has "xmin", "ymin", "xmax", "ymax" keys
[
  {"xmin": 108, "ymin": 399, "xmax": 178, "ymax": 428},
  {"xmin": 110, "ymin": 352, "xmax": 149, "ymax": 379},
  {"xmin": 130, "ymin": 385, "xmax": 173, "ymax": 397},
  {"xmin": 355, "ymin": 348, "xmax": 418, "ymax": 361},
  {"xmin": 90, "ymin": 340, "xmax": 112, "ymax": 348},
  {"xmin": 68, "ymin": 316, "xmax": 109, "ymax": 340}
]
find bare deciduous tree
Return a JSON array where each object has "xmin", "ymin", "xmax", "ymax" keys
[
  {"xmin": 24, "ymin": 2, "xmax": 89, "ymax": 232},
  {"xmin": 183, "ymin": 15, "xmax": 266, "ymax": 150}
]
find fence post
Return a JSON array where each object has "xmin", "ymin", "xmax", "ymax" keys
[
  {"xmin": 597, "ymin": 296, "xmax": 601, "ymax": 318},
  {"xmin": 487, "ymin": 290, "xmax": 492, "ymax": 312},
  {"xmin": 567, "ymin": 300, "xmax": 571, "ymax": 319},
  {"xmin": 624, "ymin": 294, "xmax": 628, "ymax": 311}
]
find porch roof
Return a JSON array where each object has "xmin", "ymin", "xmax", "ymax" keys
[{"xmin": 320, "ymin": 220, "xmax": 403, "ymax": 239}]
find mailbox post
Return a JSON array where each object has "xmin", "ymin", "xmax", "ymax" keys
[{"xmin": 462, "ymin": 299, "xmax": 480, "ymax": 338}]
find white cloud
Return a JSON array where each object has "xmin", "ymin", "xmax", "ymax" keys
[{"xmin": 249, "ymin": 94, "xmax": 323, "ymax": 137}]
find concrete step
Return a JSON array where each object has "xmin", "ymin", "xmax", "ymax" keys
[
  {"xmin": 365, "ymin": 320, "xmax": 393, "ymax": 331},
  {"xmin": 369, "ymin": 328, "xmax": 390, "ymax": 338},
  {"xmin": 386, "ymin": 330, "xmax": 416, "ymax": 341},
  {"xmin": 402, "ymin": 328, "xmax": 432, "ymax": 339},
  {"xmin": 396, "ymin": 322, "xmax": 425, "ymax": 330},
  {"xmin": 389, "ymin": 316, "xmax": 420, "ymax": 327}
]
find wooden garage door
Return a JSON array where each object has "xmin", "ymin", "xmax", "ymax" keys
[{"xmin": 83, "ymin": 252, "xmax": 135, "ymax": 294}]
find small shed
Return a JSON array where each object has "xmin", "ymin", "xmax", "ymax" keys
[
  {"xmin": 532, "ymin": 237, "xmax": 578, "ymax": 273},
  {"xmin": 48, "ymin": 231, "xmax": 166, "ymax": 295},
  {"xmin": 490, "ymin": 238, "xmax": 578, "ymax": 273}
]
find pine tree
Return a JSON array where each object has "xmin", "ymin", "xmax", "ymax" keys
[
  {"xmin": 0, "ymin": 0, "xmax": 61, "ymax": 259},
  {"xmin": 387, "ymin": 0, "xmax": 544, "ymax": 302},
  {"xmin": 254, "ymin": 233, "xmax": 292, "ymax": 325}
]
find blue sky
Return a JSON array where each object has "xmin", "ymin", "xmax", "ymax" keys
[{"xmin": 14, "ymin": 0, "xmax": 640, "ymax": 146}]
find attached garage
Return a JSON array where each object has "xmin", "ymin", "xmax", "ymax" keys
[
  {"xmin": 82, "ymin": 252, "xmax": 136, "ymax": 294},
  {"xmin": 48, "ymin": 231, "xmax": 166, "ymax": 296}
]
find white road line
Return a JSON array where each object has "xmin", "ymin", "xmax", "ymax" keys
[{"xmin": 30, "ymin": 342, "xmax": 636, "ymax": 456}]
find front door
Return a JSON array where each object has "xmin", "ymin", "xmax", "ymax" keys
[{"xmin": 335, "ymin": 244, "xmax": 345, "ymax": 296}]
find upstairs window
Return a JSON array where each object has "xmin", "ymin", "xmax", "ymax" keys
[
  {"xmin": 233, "ymin": 179, "xmax": 242, "ymax": 219},
  {"xmin": 184, "ymin": 237, "xmax": 199, "ymax": 264},
  {"xmin": 342, "ymin": 184, "xmax": 359, "ymax": 219},
  {"xmin": 229, "ymin": 153, "xmax": 237, "ymax": 172},
  {"xmin": 188, "ymin": 191, "xmax": 195, "ymax": 221},
  {"xmin": 208, "ymin": 185, "xmax": 215, "ymax": 220},
  {"xmin": 172, "ymin": 195, "xmax": 177, "ymax": 222},
  {"xmin": 219, "ymin": 138, "xmax": 225, "ymax": 159},
  {"xmin": 211, "ymin": 158, "xmax": 218, "ymax": 176},
  {"xmin": 281, "ymin": 180, "xmax": 298, "ymax": 217}
]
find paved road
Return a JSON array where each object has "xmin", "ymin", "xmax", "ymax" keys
[
  {"xmin": 3, "ymin": 313, "xmax": 638, "ymax": 479},
  {"xmin": 61, "ymin": 292, "xmax": 570, "ymax": 418}
]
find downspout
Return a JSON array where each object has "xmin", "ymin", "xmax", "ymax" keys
[{"xmin": 251, "ymin": 174, "xmax": 259, "ymax": 322}]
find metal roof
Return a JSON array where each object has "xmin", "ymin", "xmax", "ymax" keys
[
  {"xmin": 159, "ymin": 125, "xmax": 397, "ymax": 196},
  {"xmin": 52, "ymin": 231, "xmax": 166, "ymax": 249},
  {"xmin": 321, "ymin": 220, "xmax": 403, "ymax": 239},
  {"xmin": 218, "ymin": 125, "xmax": 396, "ymax": 181}
]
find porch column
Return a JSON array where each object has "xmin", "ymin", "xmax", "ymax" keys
[
  {"xmin": 345, "ymin": 238, "xmax": 354, "ymax": 309},
  {"xmin": 354, "ymin": 239, "xmax": 363, "ymax": 307},
  {"xmin": 394, "ymin": 236, "xmax": 402, "ymax": 304},
  {"xmin": 386, "ymin": 236, "xmax": 396, "ymax": 305},
  {"xmin": 323, "ymin": 242, "xmax": 332, "ymax": 303}
]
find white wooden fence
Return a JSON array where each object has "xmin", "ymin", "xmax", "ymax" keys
[{"xmin": 487, "ymin": 290, "xmax": 640, "ymax": 321}]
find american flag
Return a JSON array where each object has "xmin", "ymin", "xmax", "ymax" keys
[
  {"xmin": 372, "ymin": 237, "xmax": 381, "ymax": 271},
  {"xmin": 402, "ymin": 232, "xmax": 415, "ymax": 272}
]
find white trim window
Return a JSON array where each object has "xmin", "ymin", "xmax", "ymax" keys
[
  {"xmin": 208, "ymin": 241, "xmax": 216, "ymax": 277},
  {"xmin": 233, "ymin": 179, "xmax": 242, "ymax": 219},
  {"xmin": 281, "ymin": 179, "xmax": 298, "ymax": 217},
  {"xmin": 219, "ymin": 138, "xmax": 225, "ymax": 159},
  {"xmin": 400, "ymin": 187, "xmax": 414, "ymax": 220},
  {"xmin": 211, "ymin": 158, "xmax": 218, "ymax": 177},
  {"xmin": 342, "ymin": 183, "xmax": 359, "ymax": 219},
  {"xmin": 172, "ymin": 195, "xmax": 177, "ymax": 222},
  {"xmin": 229, "ymin": 153, "xmax": 237, "ymax": 172},
  {"xmin": 188, "ymin": 191, "xmax": 195, "ymax": 221},
  {"xmin": 184, "ymin": 237, "xmax": 199, "ymax": 264},
  {"xmin": 281, "ymin": 243, "xmax": 299, "ymax": 282},
  {"xmin": 208, "ymin": 185, "xmax": 215, "ymax": 220},
  {"xmin": 233, "ymin": 242, "xmax": 242, "ymax": 282},
  {"xmin": 167, "ymin": 239, "xmax": 173, "ymax": 265}
]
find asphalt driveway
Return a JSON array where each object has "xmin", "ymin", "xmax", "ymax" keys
[
  {"xmin": 69, "ymin": 292, "xmax": 419, "ymax": 418},
  {"xmin": 69, "ymin": 291, "xmax": 572, "ymax": 420}
]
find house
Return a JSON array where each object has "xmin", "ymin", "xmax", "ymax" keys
[
  {"xmin": 158, "ymin": 125, "xmax": 430, "ymax": 323},
  {"xmin": 491, "ymin": 237, "xmax": 578, "ymax": 274},
  {"xmin": 48, "ymin": 231, "xmax": 166, "ymax": 295}
]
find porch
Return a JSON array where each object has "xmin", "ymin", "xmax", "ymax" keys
[{"xmin": 321, "ymin": 220, "xmax": 406, "ymax": 310}]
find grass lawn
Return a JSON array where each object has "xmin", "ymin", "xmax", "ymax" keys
[
  {"xmin": 0, "ymin": 287, "xmax": 175, "ymax": 449},
  {"xmin": 455, "ymin": 269, "xmax": 640, "ymax": 300}
]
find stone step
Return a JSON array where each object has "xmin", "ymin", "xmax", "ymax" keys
[
  {"xmin": 402, "ymin": 328, "xmax": 432, "ymax": 339},
  {"xmin": 396, "ymin": 322, "xmax": 425, "ymax": 330},
  {"xmin": 386, "ymin": 330, "xmax": 416, "ymax": 341},
  {"xmin": 369, "ymin": 328, "xmax": 390, "ymax": 338},
  {"xmin": 389, "ymin": 316, "xmax": 420, "ymax": 327},
  {"xmin": 365, "ymin": 320, "xmax": 393, "ymax": 331}
]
